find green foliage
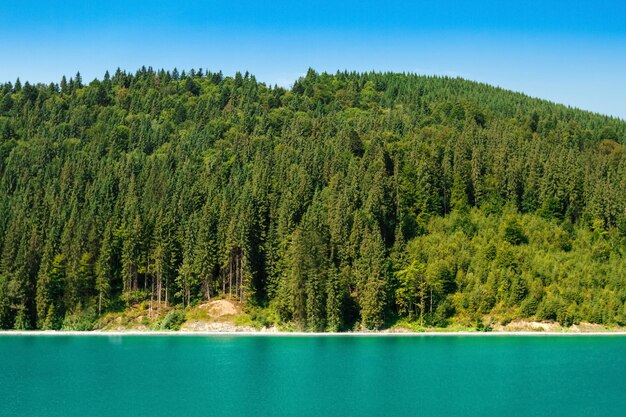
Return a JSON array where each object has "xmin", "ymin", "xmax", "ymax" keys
[
  {"xmin": 0, "ymin": 69, "xmax": 625, "ymax": 330},
  {"xmin": 355, "ymin": 226, "xmax": 389, "ymax": 330},
  {"xmin": 475, "ymin": 320, "xmax": 493, "ymax": 332},
  {"xmin": 159, "ymin": 309, "xmax": 186, "ymax": 331},
  {"xmin": 62, "ymin": 305, "xmax": 97, "ymax": 331},
  {"xmin": 401, "ymin": 210, "xmax": 626, "ymax": 326},
  {"xmin": 502, "ymin": 216, "xmax": 528, "ymax": 245},
  {"xmin": 432, "ymin": 297, "xmax": 455, "ymax": 327},
  {"xmin": 0, "ymin": 275, "xmax": 12, "ymax": 329},
  {"xmin": 235, "ymin": 306, "xmax": 279, "ymax": 329}
]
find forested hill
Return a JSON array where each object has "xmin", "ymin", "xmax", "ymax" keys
[{"xmin": 1, "ymin": 68, "xmax": 625, "ymax": 331}]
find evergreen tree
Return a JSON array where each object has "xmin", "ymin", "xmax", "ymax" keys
[{"xmin": 0, "ymin": 69, "xmax": 624, "ymax": 330}]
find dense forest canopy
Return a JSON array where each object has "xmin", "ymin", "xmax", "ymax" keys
[{"xmin": 0, "ymin": 68, "xmax": 625, "ymax": 330}]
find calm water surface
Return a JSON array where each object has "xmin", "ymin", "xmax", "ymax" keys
[{"xmin": 0, "ymin": 335, "xmax": 625, "ymax": 416}]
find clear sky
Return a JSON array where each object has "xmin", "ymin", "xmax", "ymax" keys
[{"xmin": 1, "ymin": 0, "xmax": 625, "ymax": 118}]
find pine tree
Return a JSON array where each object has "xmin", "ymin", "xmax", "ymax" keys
[
  {"xmin": 355, "ymin": 226, "xmax": 389, "ymax": 329},
  {"xmin": 95, "ymin": 226, "xmax": 113, "ymax": 316}
]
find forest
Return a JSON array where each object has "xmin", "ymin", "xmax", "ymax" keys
[{"xmin": 0, "ymin": 68, "xmax": 625, "ymax": 331}]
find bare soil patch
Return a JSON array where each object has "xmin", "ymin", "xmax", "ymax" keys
[
  {"xmin": 494, "ymin": 320, "xmax": 562, "ymax": 332},
  {"xmin": 198, "ymin": 299, "xmax": 241, "ymax": 318}
]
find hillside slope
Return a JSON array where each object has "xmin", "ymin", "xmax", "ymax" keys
[{"xmin": 0, "ymin": 69, "xmax": 625, "ymax": 330}]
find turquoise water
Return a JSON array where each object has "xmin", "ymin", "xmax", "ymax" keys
[{"xmin": 1, "ymin": 335, "xmax": 625, "ymax": 416}]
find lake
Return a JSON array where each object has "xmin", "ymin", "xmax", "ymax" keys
[{"xmin": 1, "ymin": 334, "xmax": 625, "ymax": 416}]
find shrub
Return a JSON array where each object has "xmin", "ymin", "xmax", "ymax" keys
[
  {"xmin": 62, "ymin": 306, "xmax": 97, "ymax": 331},
  {"xmin": 432, "ymin": 298, "xmax": 455, "ymax": 327},
  {"xmin": 159, "ymin": 310, "xmax": 186, "ymax": 331},
  {"xmin": 475, "ymin": 320, "xmax": 493, "ymax": 332}
]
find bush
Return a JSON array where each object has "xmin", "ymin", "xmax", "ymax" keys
[
  {"xmin": 159, "ymin": 310, "xmax": 186, "ymax": 331},
  {"xmin": 475, "ymin": 319, "xmax": 493, "ymax": 332},
  {"xmin": 250, "ymin": 308, "xmax": 278, "ymax": 328},
  {"xmin": 62, "ymin": 306, "xmax": 97, "ymax": 331},
  {"xmin": 432, "ymin": 298, "xmax": 455, "ymax": 327},
  {"xmin": 119, "ymin": 290, "xmax": 150, "ymax": 306}
]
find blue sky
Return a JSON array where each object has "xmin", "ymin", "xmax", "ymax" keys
[{"xmin": 1, "ymin": 1, "xmax": 625, "ymax": 118}]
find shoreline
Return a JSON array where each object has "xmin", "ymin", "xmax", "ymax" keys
[{"xmin": 1, "ymin": 330, "xmax": 626, "ymax": 336}]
